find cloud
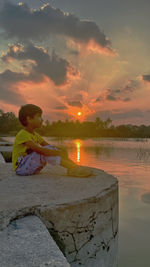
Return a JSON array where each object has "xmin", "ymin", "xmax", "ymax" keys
[
  {"xmin": 0, "ymin": 69, "xmax": 26, "ymax": 104},
  {"xmin": 88, "ymin": 108, "xmax": 145, "ymax": 124},
  {"xmin": 55, "ymin": 105, "xmax": 67, "ymax": 110},
  {"xmin": 68, "ymin": 100, "xmax": 82, "ymax": 107},
  {"xmin": 124, "ymin": 97, "xmax": 130, "ymax": 102},
  {"xmin": 110, "ymin": 109, "xmax": 144, "ymax": 120},
  {"xmin": 106, "ymin": 94, "xmax": 131, "ymax": 102},
  {"xmin": 96, "ymin": 88, "xmax": 131, "ymax": 103},
  {"xmin": 142, "ymin": 74, "xmax": 150, "ymax": 82},
  {"xmin": 68, "ymin": 49, "xmax": 80, "ymax": 56},
  {"xmin": 123, "ymin": 84, "xmax": 136, "ymax": 93},
  {"xmin": 1, "ymin": 43, "xmax": 76, "ymax": 85},
  {"xmin": 95, "ymin": 79, "xmax": 138, "ymax": 104},
  {"xmin": 106, "ymin": 94, "xmax": 118, "ymax": 101},
  {"xmin": 0, "ymin": 42, "xmax": 80, "ymax": 105},
  {"xmin": 0, "ymin": 2, "xmax": 113, "ymax": 54}
]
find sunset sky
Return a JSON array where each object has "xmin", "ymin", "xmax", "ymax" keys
[{"xmin": 0, "ymin": 0, "xmax": 150, "ymax": 125}]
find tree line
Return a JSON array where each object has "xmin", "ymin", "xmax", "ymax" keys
[{"xmin": 0, "ymin": 110, "xmax": 150, "ymax": 138}]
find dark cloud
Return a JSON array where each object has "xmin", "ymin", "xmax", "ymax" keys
[
  {"xmin": 95, "ymin": 96, "xmax": 103, "ymax": 102},
  {"xmin": 124, "ymin": 97, "xmax": 130, "ymax": 102},
  {"xmin": 0, "ymin": 69, "xmax": 25, "ymax": 104},
  {"xmin": 113, "ymin": 82, "xmax": 136, "ymax": 96},
  {"xmin": 96, "ymin": 87, "xmax": 132, "ymax": 103},
  {"xmin": 95, "ymin": 81, "xmax": 137, "ymax": 103},
  {"xmin": 106, "ymin": 94, "xmax": 130, "ymax": 102},
  {"xmin": 69, "ymin": 49, "xmax": 80, "ymax": 56},
  {"xmin": 142, "ymin": 75, "xmax": 150, "ymax": 82},
  {"xmin": 95, "ymin": 95, "xmax": 106, "ymax": 102},
  {"xmin": 0, "ymin": 42, "xmax": 75, "ymax": 105},
  {"xmin": 68, "ymin": 101, "xmax": 82, "ymax": 107},
  {"xmin": 110, "ymin": 109, "xmax": 144, "ymax": 120},
  {"xmin": 89, "ymin": 109, "xmax": 145, "ymax": 122},
  {"xmin": 70, "ymin": 93, "xmax": 83, "ymax": 101},
  {"xmin": 0, "ymin": 68, "xmax": 25, "ymax": 83},
  {"xmin": 2, "ymin": 43, "xmax": 70, "ymax": 85},
  {"xmin": 106, "ymin": 94, "xmax": 118, "ymax": 101},
  {"xmin": 0, "ymin": 2, "xmax": 112, "ymax": 52},
  {"xmin": 55, "ymin": 105, "xmax": 67, "ymax": 110},
  {"xmin": 123, "ymin": 85, "xmax": 135, "ymax": 93}
]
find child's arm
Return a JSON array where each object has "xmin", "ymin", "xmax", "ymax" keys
[
  {"xmin": 40, "ymin": 139, "xmax": 60, "ymax": 150},
  {"xmin": 24, "ymin": 141, "xmax": 61, "ymax": 156},
  {"xmin": 40, "ymin": 140, "xmax": 49, "ymax": 146}
]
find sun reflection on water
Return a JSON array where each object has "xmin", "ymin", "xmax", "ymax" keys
[{"xmin": 74, "ymin": 139, "xmax": 82, "ymax": 163}]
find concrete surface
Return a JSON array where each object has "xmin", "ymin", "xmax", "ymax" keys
[
  {"xmin": 0, "ymin": 215, "xmax": 70, "ymax": 267},
  {"xmin": 0, "ymin": 163, "xmax": 118, "ymax": 266}
]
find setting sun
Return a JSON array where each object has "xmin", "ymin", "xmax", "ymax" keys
[{"xmin": 77, "ymin": 111, "xmax": 82, "ymax": 116}]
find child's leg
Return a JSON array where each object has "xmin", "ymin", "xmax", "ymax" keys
[
  {"xmin": 58, "ymin": 147, "xmax": 69, "ymax": 159},
  {"xmin": 45, "ymin": 145, "xmax": 83, "ymax": 173},
  {"xmin": 60, "ymin": 158, "xmax": 77, "ymax": 169},
  {"xmin": 16, "ymin": 152, "xmax": 45, "ymax": 176},
  {"xmin": 60, "ymin": 158, "xmax": 93, "ymax": 177},
  {"xmin": 42, "ymin": 145, "xmax": 61, "ymax": 165},
  {"xmin": 16, "ymin": 145, "xmax": 61, "ymax": 176},
  {"xmin": 16, "ymin": 144, "xmax": 92, "ymax": 177}
]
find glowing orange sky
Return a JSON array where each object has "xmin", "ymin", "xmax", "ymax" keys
[{"xmin": 0, "ymin": 1, "xmax": 150, "ymax": 125}]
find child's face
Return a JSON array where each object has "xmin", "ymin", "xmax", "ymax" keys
[{"xmin": 27, "ymin": 113, "xmax": 43, "ymax": 129}]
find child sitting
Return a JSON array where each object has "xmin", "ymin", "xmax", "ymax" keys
[{"xmin": 12, "ymin": 104, "xmax": 92, "ymax": 177}]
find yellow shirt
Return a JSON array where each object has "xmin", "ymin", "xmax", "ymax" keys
[{"xmin": 12, "ymin": 129, "xmax": 44, "ymax": 170}]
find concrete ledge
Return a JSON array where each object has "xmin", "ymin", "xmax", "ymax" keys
[
  {"xmin": 0, "ymin": 142, "xmax": 12, "ymax": 162},
  {"xmin": 0, "ymin": 215, "xmax": 70, "ymax": 267},
  {"xmin": 0, "ymin": 145, "xmax": 12, "ymax": 152},
  {"xmin": 0, "ymin": 153, "xmax": 5, "ymax": 163},
  {"xmin": 0, "ymin": 164, "xmax": 118, "ymax": 266}
]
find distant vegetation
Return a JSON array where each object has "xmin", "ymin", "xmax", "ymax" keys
[{"xmin": 0, "ymin": 109, "xmax": 150, "ymax": 138}]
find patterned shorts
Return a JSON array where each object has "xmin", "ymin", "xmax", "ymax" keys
[{"xmin": 16, "ymin": 145, "xmax": 61, "ymax": 176}]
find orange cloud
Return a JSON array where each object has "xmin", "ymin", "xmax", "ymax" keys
[
  {"xmin": 67, "ymin": 39, "xmax": 116, "ymax": 56},
  {"xmin": 84, "ymin": 39, "xmax": 116, "ymax": 56}
]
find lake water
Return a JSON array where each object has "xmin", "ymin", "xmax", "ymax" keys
[{"xmin": 4, "ymin": 137, "xmax": 150, "ymax": 267}]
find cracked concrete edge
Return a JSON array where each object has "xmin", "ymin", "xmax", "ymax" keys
[
  {"xmin": 38, "ymin": 186, "xmax": 118, "ymax": 264},
  {"xmin": 0, "ymin": 182, "xmax": 118, "ymax": 231},
  {"xmin": 0, "ymin": 201, "xmax": 118, "ymax": 266}
]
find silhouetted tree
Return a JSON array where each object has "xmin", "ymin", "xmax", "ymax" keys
[
  {"xmin": 0, "ymin": 110, "xmax": 21, "ymax": 134},
  {"xmin": 1, "ymin": 110, "xmax": 150, "ymax": 138}
]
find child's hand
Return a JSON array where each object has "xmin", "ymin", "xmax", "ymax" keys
[{"xmin": 24, "ymin": 141, "xmax": 61, "ymax": 156}]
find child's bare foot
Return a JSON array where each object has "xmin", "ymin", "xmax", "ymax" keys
[{"xmin": 67, "ymin": 166, "xmax": 93, "ymax": 177}]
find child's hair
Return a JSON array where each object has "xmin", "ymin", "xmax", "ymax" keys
[{"xmin": 19, "ymin": 104, "xmax": 42, "ymax": 126}]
